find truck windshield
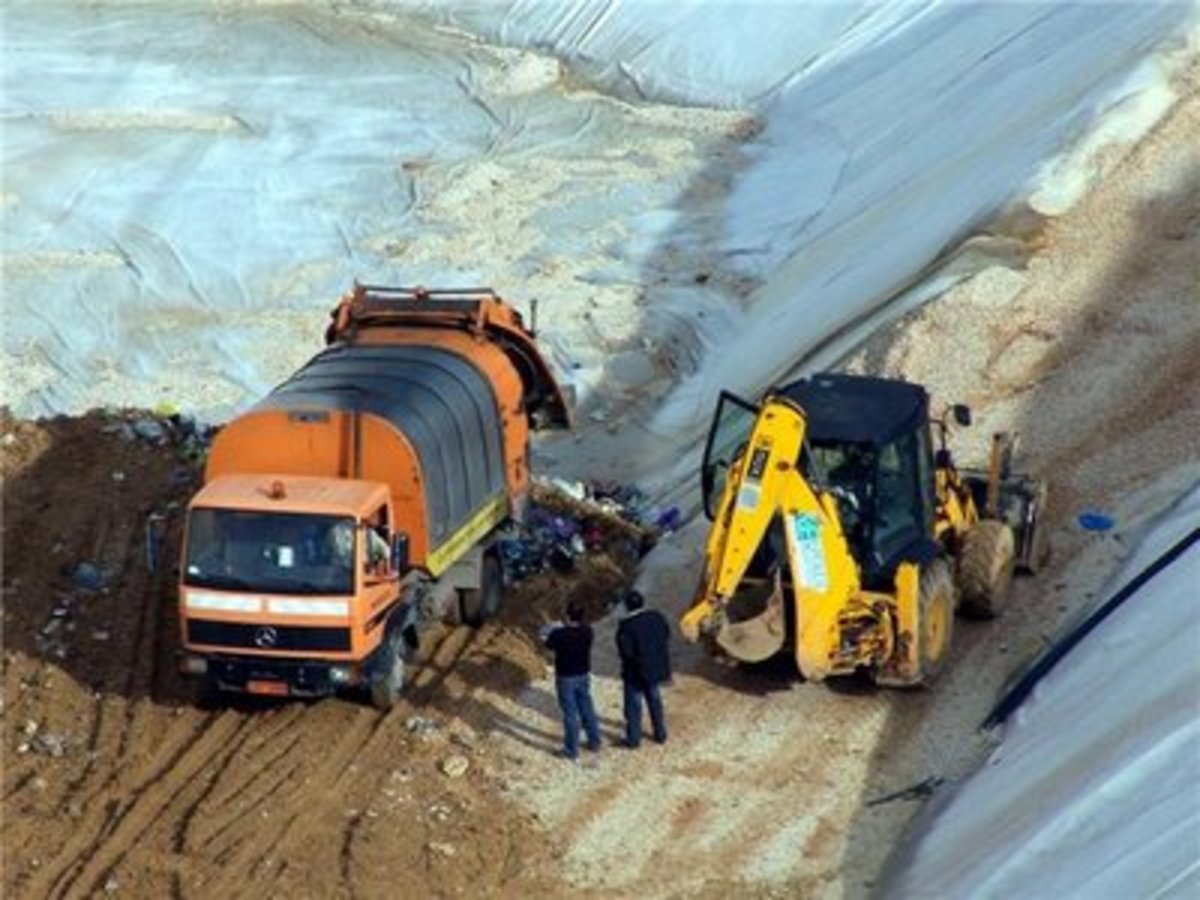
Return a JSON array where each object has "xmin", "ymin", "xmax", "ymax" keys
[{"xmin": 184, "ymin": 508, "xmax": 355, "ymax": 595}]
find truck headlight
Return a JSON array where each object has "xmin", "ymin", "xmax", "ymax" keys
[
  {"xmin": 179, "ymin": 655, "xmax": 208, "ymax": 676},
  {"xmin": 329, "ymin": 665, "xmax": 353, "ymax": 685}
]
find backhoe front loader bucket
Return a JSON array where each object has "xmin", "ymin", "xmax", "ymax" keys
[
  {"xmin": 1000, "ymin": 475, "xmax": 1049, "ymax": 573},
  {"xmin": 963, "ymin": 467, "xmax": 1049, "ymax": 574}
]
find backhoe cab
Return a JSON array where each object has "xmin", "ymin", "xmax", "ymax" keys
[{"xmin": 682, "ymin": 373, "xmax": 1046, "ymax": 687}]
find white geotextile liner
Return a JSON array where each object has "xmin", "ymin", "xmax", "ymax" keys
[
  {"xmin": 2, "ymin": 1, "xmax": 1193, "ymax": 474},
  {"xmin": 890, "ymin": 487, "xmax": 1200, "ymax": 898}
]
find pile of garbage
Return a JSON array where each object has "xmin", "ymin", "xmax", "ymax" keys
[
  {"xmin": 496, "ymin": 478, "xmax": 682, "ymax": 585},
  {"xmin": 100, "ymin": 406, "xmax": 216, "ymax": 471}
]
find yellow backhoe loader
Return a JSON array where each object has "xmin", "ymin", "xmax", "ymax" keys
[{"xmin": 680, "ymin": 373, "xmax": 1047, "ymax": 686}]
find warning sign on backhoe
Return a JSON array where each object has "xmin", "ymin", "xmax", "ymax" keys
[{"xmin": 787, "ymin": 512, "xmax": 828, "ymax": 592}]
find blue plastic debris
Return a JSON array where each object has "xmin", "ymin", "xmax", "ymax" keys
[
  {"xmin": 654, "ymin": 506, "xmax": 682, "ymax": 533},
  {"xmin": 1077, "ymin": 511, "xmax": 1115, "ymax": 532},
  {"xmin": 71, "ymin": 562, "xmax": 105, "ymax": 591}
]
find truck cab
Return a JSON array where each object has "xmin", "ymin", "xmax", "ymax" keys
[{"xmin": 179, "ymin": 474, "xmax": 411, "ymax": 701}]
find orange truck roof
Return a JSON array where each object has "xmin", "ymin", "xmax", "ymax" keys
[{"xmin": 191, "ymin": 473, "xmax": 389, "ymax": 518}]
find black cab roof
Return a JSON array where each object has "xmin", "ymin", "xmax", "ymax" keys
[{"xmin": 775, "ymin": 373, "xmax": 928, "ymax": 447}]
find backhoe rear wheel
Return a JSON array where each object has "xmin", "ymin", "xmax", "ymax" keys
[
  {"xmin": 957, "ymin": 520, "xmax": 1015, "ymax": 619},
  {"xmin": 916, "ymin": 558, "xmax": 956, "ymax": 685}
]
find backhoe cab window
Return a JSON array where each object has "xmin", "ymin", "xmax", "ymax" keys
[
  {"xmin": 702, "ymin": 391, "xmax": 760, "ymax": 519},
  {"xmin": 873, "ymin": 430, "xmax": 924, "ymax": 566},
  {"xmin": 184, "ymin": 509, "xmax": 356, "ymax": 595},
  {"xmin": 813, "ymin": 434, "xmax": 924, "ymax": 574},
  {"xmin": 810, "ymin": 442, "xmax": 875, "ymax": 541}
]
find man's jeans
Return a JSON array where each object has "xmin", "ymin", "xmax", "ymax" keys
[
  {"xmin": 622, "ymin": 679, "xmax": 666, "ymax": 747},
  {"xmin": 556, "ymin": 674, "xmax": 601, "ymax": 759}
]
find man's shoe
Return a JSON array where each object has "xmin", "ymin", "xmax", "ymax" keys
[
  {"xmin": 557, "ymin": 748, "xmax": 579, "ymax": 762},
  {"xmin": 616, "ymin": 738, "xmax": 639, "ymax": 750},
  {"xmin": 586, "ymin": 742, "xmax": 602, "ymax": 753}
]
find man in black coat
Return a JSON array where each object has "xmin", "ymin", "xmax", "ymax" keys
[
  {"xmin": 615, "ymin": 589, "xmax": 671, "ymax": 747},
  {"xmin": 542, "ymin": 600, "xmax": 602, "ymax": 760}
]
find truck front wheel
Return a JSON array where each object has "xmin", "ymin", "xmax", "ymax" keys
[{"xmin": 369, "ymin": 629, "xmax": 410, "ymax": 712}]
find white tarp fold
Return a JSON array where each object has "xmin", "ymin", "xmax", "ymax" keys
[{"xmin": 889, "ymin": 487, "xmax": 1200, "ymax": 899}]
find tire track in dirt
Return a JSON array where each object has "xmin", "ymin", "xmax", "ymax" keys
[
  {"xmin": 30, "ymin": 711, "xmax": 246, "ymax": 899},
  {"xmin": 196, "ymin": 707, "xmax": 379, "ymax": 895}
]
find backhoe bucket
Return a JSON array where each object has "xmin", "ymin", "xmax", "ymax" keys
[
  {"xmin": 964, "ymin": 466, "xmax": 1050, "ymax": 574},
  {"xmin": 714, "ymin": 576, "xmax": 787, "ymax": 662},
  {"xmin": 1000, "ymin": 475, "xmax": 1049, "ymax": 573}
]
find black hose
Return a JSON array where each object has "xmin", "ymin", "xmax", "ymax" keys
[{"xmin": 983, "ymin": 525, "xmax": 1199, "ymax": 729}]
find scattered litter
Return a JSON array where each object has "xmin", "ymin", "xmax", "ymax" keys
[
  {"xmin": 405, "ymin": 715, "xmax": 439, "ymax": 736},
  {"xmin": 427, "ymin": 841, "xmax": 457, "ymax": 857},
  {"xmin": 131, "ymin": 418, "xmax": 167, "ymax": 443},
  {"xmin": 92, "ymin": 630, "xmax": 111, "ymax": 642},
  {"xmin": 866, "ymin": 775, "xmax": 945, "ymax": 807},
  {"xmin": 1, "ymin": 433, "xmax": 16, "ymax": 447},
  {"xmin": 1077, "ymin": 511, "xmax": 1115, "ymax": 532},
  {"xmin": 72, "ymin": 562, "xmax": 105, "ymax": 591},
  {"xmin": 111, "ymin": 471, "xmax": 126, "ymax": 483},
  {"xmin": 32, "ymin": 732, "xmax": 68, "ymax": 758},
  {"xmin": 23, "ymin": 720, "xmax": 38, "ymax": 737},
  {"xmin": 440, "ymin": 755, "xmax": 470, "ymax": 778},
  {"xmin": 547, "ymin": 478, "xmax": 587, "ymax": 501}
]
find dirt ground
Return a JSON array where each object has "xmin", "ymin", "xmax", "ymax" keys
[{"xmin": 3, "ymin": 59, "xmax": 1198, "ymax": 900}]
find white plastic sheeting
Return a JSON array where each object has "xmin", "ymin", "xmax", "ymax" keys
[
  {"xmin": 888, "ymin": 488, "xmax": 1200, "ymax": 899},
  {"xmin": 3, "ymin": 1, "xmax": 1193, "ymax": 438},
  {"xmin": 412, "ymin": 0, "xmax": 1195, "ymax": 469}
]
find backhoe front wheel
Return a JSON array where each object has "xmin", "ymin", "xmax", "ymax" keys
[
  {"xmin": 916, "ymin": 558, "xmax": 956, "ymax": 685},
  {"xmin": 957, "ymin": 520, "xmax": 1016, "ymax": 619}
]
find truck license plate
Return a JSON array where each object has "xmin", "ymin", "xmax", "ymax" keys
[{"xmin": 247, "ymin": 679, "xmax": 289, "ymax": 696}]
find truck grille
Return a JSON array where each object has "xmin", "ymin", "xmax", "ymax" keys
[{"xmin": 187, "ymin": 619, "xmax": 352, "ymax": 653}]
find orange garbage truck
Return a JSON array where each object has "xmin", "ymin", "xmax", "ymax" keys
[{"xmin": 177, "ymin": 284, "xmax": 569, "ymax": 709}]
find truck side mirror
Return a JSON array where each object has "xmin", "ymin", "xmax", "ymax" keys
[
  {"xmin": 391, "ymin": 533, "xmax": 409, "ymax": 572},
  {"xmin": 953, "ymin": 404, "xmax": 972, "ymax": 427}
]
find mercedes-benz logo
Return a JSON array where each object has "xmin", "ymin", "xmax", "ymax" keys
[{"xmin": 254, "ymin": 626, "xmax": 279, "ymax": 649}]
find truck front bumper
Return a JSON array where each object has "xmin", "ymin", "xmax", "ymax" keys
[{"xmin": 180, "ymin": 653, "xmax": 360, "ymax": 698}]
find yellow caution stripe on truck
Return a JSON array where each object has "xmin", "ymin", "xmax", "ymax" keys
[{"xmin": 425, "ymin": 492, "xmax": 509, "ymax": 577}]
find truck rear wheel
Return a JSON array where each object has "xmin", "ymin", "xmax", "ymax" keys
[
  {"xmin": 958, "ymin": 520, "xmax": 1015, "ymax": 619},
  {"xmin": 916, "ymin": 558, "xmax": 956, "ymax": 685},
  {"xmin": 459, "ymin": 553, "xmax": 504, "ymax": 627},
  {"xmin": 370, "ymin": 630, "xmax": 410, "ymax": 712}
]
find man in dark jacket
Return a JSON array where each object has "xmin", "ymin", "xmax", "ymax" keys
[
  {"xmin": 615, "ymin": 589, "xmax": 671, "ymax": 748},
  {"xmin": 542, "ymin": 600, "xmax": 601, "ymax": 760}
]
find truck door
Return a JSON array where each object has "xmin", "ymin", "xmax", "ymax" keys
[{"xmin": 362, "ymin": 505, "xmax": 399, "ymax": 644}]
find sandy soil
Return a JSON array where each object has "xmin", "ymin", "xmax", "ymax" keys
[{"xmin": 3, "ymin": 52, "xmax": 1197, "ymax": 900}]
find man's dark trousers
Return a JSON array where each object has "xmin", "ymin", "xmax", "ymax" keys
[
  {"xmin": 622, "ymin": 678, "xmax": 666, "ymax": 747},
  {"xmin": 556, "ymin": 675, "xmax": 601, "ymax": 758}
]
